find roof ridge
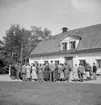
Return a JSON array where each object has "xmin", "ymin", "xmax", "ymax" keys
[
  {"xmin": 68, "ymin": 23, "xmax": 101, "ymax": 32},
  {"xmin": 52, "ymin": 23, "xmax": 101, "ymax": 37}
]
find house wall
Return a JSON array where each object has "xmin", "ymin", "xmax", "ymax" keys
[
  {"xmin": 29, "ymin": 51, "xmax": 101, "ymax": 74},
  {"xmin": 29, "ymin": 55, "xmax": 63, "ymax": 64},
  {"xmin": 29, "ymin": 54, "xmax": 76, "ymax": 65},
  {"xmin": 76, "ymin": 51, "xmax": 101, "ymax": 65},
  {"xmin": 74, "ymin": 51, "xmax": 101, "ymax": 74}
]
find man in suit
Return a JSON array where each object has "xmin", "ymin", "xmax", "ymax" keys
[{"xmin": 49, "ymin": 60, "xmax": 56, "ymax": 82}]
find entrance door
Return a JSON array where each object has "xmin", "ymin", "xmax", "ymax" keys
[{"xmin": 64, "ymin": 57, "xmax": 73, "ymax": 68}]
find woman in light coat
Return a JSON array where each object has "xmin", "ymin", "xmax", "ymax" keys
[
  {"xmin": 72, "ymin": 64, "xmax": 79, "ymax": 81},
  {"xmin": 31, "ymin": 63, "xmax": 38, "ymax": 81}
]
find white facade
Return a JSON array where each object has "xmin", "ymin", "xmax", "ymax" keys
[
  {"xmin": 29, "ymin": 52, "xmax": 101, "ymax": 74},
  {"xmin": 75, "ymin": 51, "xmax": 101, "ymax": 74}
]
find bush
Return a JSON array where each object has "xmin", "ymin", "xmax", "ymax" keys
[
  {"xmin": 0, "ymin": 66, "xmax": 9, "ymax": 74},
  {"xmin": 0, "ymin": 58, "xmax": 9, "ymax": 74}
]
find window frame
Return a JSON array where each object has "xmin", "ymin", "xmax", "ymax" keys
[
  {"xmin": 96, "ymin": 59, "xmax": 101, "ymax": 68},
  {"xmin": 55, "ymin": 60, "xmax": 59, "ymax": 65},
  {"xmin": 44, "ymin": 61, "xmax": 48, "ymax": 64},
  {"xmin": 62, "ymin": 42, "xmax": 67, "ymax": 50},
  {"xmin": 69, "ymin": 41, "xmax": 76, "ymax": 50}
]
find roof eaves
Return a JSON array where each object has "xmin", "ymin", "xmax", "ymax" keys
[
  {"xmin": 30, "ymin": 50, "xmax": 77, "ymax": 57},
  {"xmin": 77, "ymin": 48, "xmax": 101, "ymax": 53}
]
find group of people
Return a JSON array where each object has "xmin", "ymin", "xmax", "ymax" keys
[
  {"xmin": 9, "ymin": 60, "xmax": 97, "ymax": 82},
  {"xmin": 74, "ymin": 63, "xmax": 97, "ymax": 82}
]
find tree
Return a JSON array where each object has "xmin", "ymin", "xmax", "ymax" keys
[
  {"xmin": 2, "ymin": 24, "xmax": 52, "ymax": 64},
  {"xmin": 2, "ymin": 25, "xmax": 29, "ymax": 64},
  {"xmin": 28, "ymin": 26, "xmax": 51, "ymax": 53}
]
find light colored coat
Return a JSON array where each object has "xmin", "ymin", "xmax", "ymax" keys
[
  {"xmin": 26, "ymin": 65, "xmax": 31, "ymax": 78},
  {"xmin": 31, "ymin": 66, "xmax": 38, "ymax": 79}
]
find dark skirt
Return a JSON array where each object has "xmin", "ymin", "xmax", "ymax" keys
[
  {"xmin": 10, "ymin": 66, "xmax": 17, "ymax": 79},
  {"xmin": 54, "ymin": 68, "xmax": 59, "ymax": 81},
  {"xmin": 44, "ymin": 70, "xmax": 50, "ymax": 81},
  {"xmin": 64, "ymin": 70, "xmax": 70, "ymax": 80}
]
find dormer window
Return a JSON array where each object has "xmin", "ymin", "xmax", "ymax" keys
[
  {"xmin": 62, "ymin": 42, "xmax": 67, "ymax": 50},
  {"xmin": 60, "ymin": 36, "xmax": 80, "ymax": 51},
  {"xmin": 69, "ymin": 41, "xmax": 76, "ymax": 49}
]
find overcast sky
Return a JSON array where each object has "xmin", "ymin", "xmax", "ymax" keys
[{"xmin": 0, "ymin": 0, "xmax": 101, "ymax": 39}]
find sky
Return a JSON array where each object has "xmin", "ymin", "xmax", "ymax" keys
[{"xmin": 0, "ymin": 0, "xmax": 101, "ymax": 39}]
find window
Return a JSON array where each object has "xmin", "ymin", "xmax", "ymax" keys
[
  {"xmin": 62, "ymin": 42, "xmax": 67, "ymax": 50},
  {"xmin": 69, "ymin": 41, "xmax": 76, "ymax": 49},
  {"xmin": 97, "ymin": 60, "xmax": 101, "ymax": 68},
  {"xmin": 55, "ymin": 60, "xmax": 59, "ymax": 65},
  {"xmin": 79, "ymin": 60, "xmax": 86, "ymax": 67},
  {"xmin": 34, "ymin": 61, "xmax": 38, "ymax": 64},
  {"xmin": 44, "ymin": 61, "xmax": 48, "ymax": 64}
]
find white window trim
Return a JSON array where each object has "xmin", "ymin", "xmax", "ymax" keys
[{"xmin": 60, "ymin": 37, "xmax": 80, "ymax": 51}]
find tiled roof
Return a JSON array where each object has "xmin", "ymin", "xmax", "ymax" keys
[{"xmin": 30, "ymin": 24, "xmax": 101, "ymax": 56}]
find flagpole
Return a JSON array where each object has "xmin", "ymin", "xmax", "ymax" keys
[{"xmin": 21, "ymin": 42, "xmax": 23, "ymax": 65}]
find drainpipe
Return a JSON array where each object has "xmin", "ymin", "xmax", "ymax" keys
[{"xmin": 75, "ymin": 50, "xmax": 78, "ymax": 65}]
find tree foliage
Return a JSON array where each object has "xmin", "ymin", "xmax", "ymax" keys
[{"xmin": 2, "ymin": 24, "xmax": 52, "ymax": 64}]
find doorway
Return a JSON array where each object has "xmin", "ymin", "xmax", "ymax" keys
[{"xmin": 64, "ymin": 57, "xmax": 73, "ymax": 68}]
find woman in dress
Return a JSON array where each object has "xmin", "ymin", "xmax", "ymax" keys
[
  {"xmin": 44, "ymin": 62, "xmax": 50, "ymax": 81},
  {"xmin": 38, "ymin": 64, "xmax": 44, "ymax": 82},
  {"xmin": 59, "ymin": 64, "xmax": 64, "ymax": 81},
  {"xmin": 54, "ymin": 63, "xmax": 59, "ymax": 82},
  {"xmin": 85, "ymin": 63, "xmax": 91, "ymax": 80},
  {"xmin": 64, "ymin": 63, "xmax": 71, "ymax": 82},
  {"xmin": 92, "ymin": 63, "xmax": 97, "ymax": 80},
  {"xmin": 10, "ymin": 64, "xmax": 17, "ymax": 79},
  {"xmin": 72, "ymin": 64, "xmax": 79, "ymax": 81},
  {"xmin": 26, "ymin": 63, "xmax": 31, "ymax": 81},
  {"xmin": 22, "ymin": 63, "xmax": 26, "ymax": 81},
  {"xmin": 31, "ymin": 63, "xmax": 38, "ymax": 81}
]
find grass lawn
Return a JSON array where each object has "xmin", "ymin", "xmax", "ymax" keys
[{"xmin": 0, "ymin": 82, "xmax": 101, "ymax": 105}]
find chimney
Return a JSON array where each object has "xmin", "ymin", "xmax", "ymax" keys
[{"xmin": 62, "ymin": 27, "xmax": 68, "ymax": 33}]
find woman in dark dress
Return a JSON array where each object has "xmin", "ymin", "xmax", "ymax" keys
[
  {"xmin": 92, "ymin": 63, "xmax": 97, "ymax": 80},
  {"xmin": 64, "ymin": 63, "xmax": 71, "ymax": 81},
  {"xmin": 54, "ymin": 63, "xmax": 59, "ymax": 82},
  {"xmin": 44, "ymin": 63, "xmax": 50, "ymax": 81},
  {"xmin": 10, "ymin": 64, "xmax": 17, "ymax": 79},
  {"xmin": 38, "ymin": 64, "xmax": 44, "ymax": 82}
]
